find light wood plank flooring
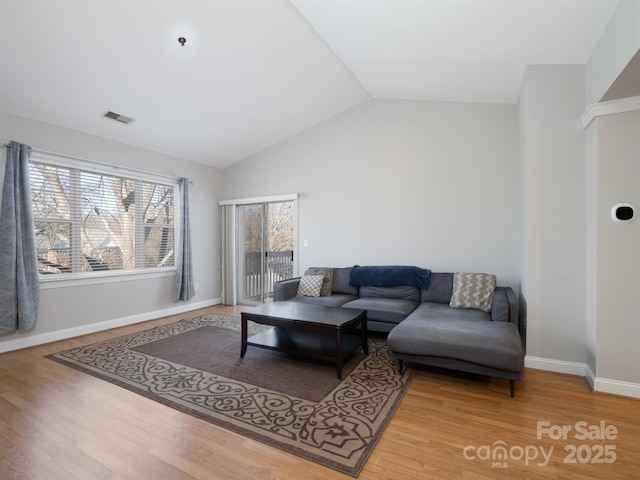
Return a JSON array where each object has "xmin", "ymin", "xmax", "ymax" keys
[{"xmin": 1, "ymin": 305, "xmax": 638, "ymax": 479}]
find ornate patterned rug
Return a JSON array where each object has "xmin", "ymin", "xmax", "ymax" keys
[{"xmin": 47, "ymin": 314, "xmax": 413, "ymax": 477}]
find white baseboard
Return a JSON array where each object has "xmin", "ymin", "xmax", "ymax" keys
[
  {"xmin": 526, "ymin": 355, "xmax": 640, "ymax": 399},
  {"xmin": 525, "ymin": 355, "xmax": 587, "ymax": 376},
  {"xmin": 0, "ymin": 298, "xmax": 222, "ymax": 354},
  {"xmin": 585, "ymin": 364, "xmax": 596, "ymax": 391},
  {"xmin": 593, "ymin": 377, "xmax": 640, "ymax": 399}
]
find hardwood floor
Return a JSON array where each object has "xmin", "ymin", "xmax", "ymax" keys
[{"xmin": 1, "ymin": 304, "xmax": 638, "ymax": 479}]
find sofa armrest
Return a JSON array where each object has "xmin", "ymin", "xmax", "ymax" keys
[
  {"xmin": 504, "ymin": 287, "xmax": 519, "ymax": 326},
  {"xmin": 273, "ymin": 277, "xmax": 301, "ymax": 301},
  {"xmin": 492, "ymin": 287, "xmax": 518, "ymax": 326}
]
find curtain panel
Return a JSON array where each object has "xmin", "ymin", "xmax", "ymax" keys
[
  {"xmin": 0, "ymin": 141, "xmax": 39, "ymax": 333},
  {"xmin": 221, "ymin": 204, "xmax": 237, "ymax": 305},
  {"xmin": 174, "ymin": 178, "xmax": 195, "ymax": 302}
]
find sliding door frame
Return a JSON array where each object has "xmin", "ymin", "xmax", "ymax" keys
[{"xmin": 219, "ymin": 194, "xmax": 298, "ymax": 305}]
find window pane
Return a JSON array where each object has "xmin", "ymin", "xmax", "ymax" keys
[
  {"xmin": 80, "ymin": 172, "xmax": 134, "ymax": 271},
  {"xmin": 144, "ymin": 225, "xmax": 175, "ymax": 267},
  {"xmin": 140, "ymin": 183, "xmax": 175, "ymax": 268},
  {"xmin": 142, "ymin": 183, "xmax": 174, "ymax": 225},
  {"xmin": 35, "ymin": 221, "xmax": 72, "ymax": 274},
  {"xmin": 30, "ymin": 163, "xmax": 71, "ymax": 220}
]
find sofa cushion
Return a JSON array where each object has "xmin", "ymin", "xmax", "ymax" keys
[
  {"xmin": 288, "ymin": 293, "xmax": 358, "ymax": 307},
  {"xmin": 296, "ymin": 274, "xmax": 324, "ymax": 297},
  {"xmin": 305, "ymin": 267, "xmax": 333, "ymax": 296},
  {"xmin": 342, "ymin": 297, "xmax": 418, "ymax": 324},
  {"xmin": 331, "ymin": 267, "xmax": 358, "ymax": 295},
  {"xmin": 387, "ymin": 311, "xmax": 524, "ymax": 373},
  {"xmin": 359, "ymin": 285, "xmax": 420, "ymax": 302},
  {"xmin": 420, "ymin": 272, "xmax": 454, "ymax": 304},
  {"xmin": 409, "ymin": 301, "xmax": 491, "ymax": 322},
  {"xmin": 449, "ymin": 272, "xmax": 496, "ymax": 312}
]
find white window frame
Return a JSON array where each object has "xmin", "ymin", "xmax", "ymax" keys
[{"xmin": 29, "ymin": 150, "xmax": 180, "ymax": 289}]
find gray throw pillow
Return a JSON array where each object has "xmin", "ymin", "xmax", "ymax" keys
[
  {"xmin": 296, "ymin": 274, "xmax": 324, "ymax": 297},
  {"xmin": 305, "ymin": 267, "xmax": 333, "ymax": 296},
  {"xmin": 449, "ymin": 272, "xmax": 496, "ymax": 312}
]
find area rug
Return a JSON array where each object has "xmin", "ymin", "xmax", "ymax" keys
[{"xmin": 47, "ymin": 314, "xmax": 413, "ymax": 477}]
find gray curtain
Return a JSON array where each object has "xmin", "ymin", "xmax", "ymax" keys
[
  {"xmin": 174, "ymin": 178, "xmax": 195, "ymax": 301},
  {"xmin": 0, "ymin": 141, "xmax": 39, "ymax": 333}
]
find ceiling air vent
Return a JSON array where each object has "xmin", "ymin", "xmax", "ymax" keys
[{"xmin": 103, "ymin": 111, "xmax": 134, "ymax": 125}]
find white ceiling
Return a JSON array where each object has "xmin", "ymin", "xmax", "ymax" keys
[{"xmin": 0, "ymin": 0, "xmax": 621, "ymax": 169}]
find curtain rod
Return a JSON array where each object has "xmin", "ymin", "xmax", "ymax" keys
[{"xmin": 2, "ymin": 141, "xmax": 193, "ymax": 185}]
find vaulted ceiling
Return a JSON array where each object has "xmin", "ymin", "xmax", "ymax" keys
[{"xmin": 0, "ymin": 0, "xmax": 621, "ymax": 168}]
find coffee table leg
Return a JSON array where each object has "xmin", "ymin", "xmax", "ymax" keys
[
  {"xmin": 240, "ymin": 314, "xmax": 248, "ymax": 357},
  {"xmin": 361, "ymin": 314, "xmax": 369, "ymax": 355},
  {"xmin": 336, "ymin": 330, "xmax": 343, "ymax": 380}
]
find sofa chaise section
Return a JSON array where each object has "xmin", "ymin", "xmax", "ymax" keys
[{"xmin": 387, "ymin": 273, "xmax": 524, "ymax": 397}]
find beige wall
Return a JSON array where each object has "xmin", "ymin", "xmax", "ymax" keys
[
  {"xmin": 519, "ymin": 65, "xmax": 587, "ymax": 366},
  {"xmin": 588, "ymin": 111, "xmax": 640, "ymax": 388}
]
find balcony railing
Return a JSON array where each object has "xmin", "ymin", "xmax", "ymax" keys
[{"xmin": 243, "ymin": 250, "xmax": 294, "ymax": 301}]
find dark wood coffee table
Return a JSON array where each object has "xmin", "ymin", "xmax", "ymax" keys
[{"xmin": 240, "ymin": 301, "xmax": 368, "ymax": 379}]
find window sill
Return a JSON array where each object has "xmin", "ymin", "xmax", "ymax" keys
[{"xmin": 38, "ymin": 268, "xmax": 176, "ymax": 289}]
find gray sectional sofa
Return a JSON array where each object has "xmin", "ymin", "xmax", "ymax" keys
[{"xmin": 273, "ymin": 266, "xmax": 525, "ymax": 397}]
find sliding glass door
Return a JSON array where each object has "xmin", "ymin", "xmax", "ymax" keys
[{"xmin": 237, "ymin": 201, "xmax": 295, "ymax": 305}]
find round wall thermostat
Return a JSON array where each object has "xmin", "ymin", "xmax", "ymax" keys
[{"xmin": 611, "ymin": 204, "xmax": 634, "ymax": 222}]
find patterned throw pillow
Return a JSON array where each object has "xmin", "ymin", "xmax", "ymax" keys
[
  {"xmin": 449, "ymin": 272, "xmax": 496, "ymax": 312},
  {"xmin": 296, "ymin": 275, "xmax": 325, "ymax": 297},
  {"xmin": 304, "ymin": 267, "xmax": 333, "ymax": 296}
]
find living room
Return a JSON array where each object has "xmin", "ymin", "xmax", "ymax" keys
[{"xmin": 1, "ymin": 0, "xmax": 639, "ymax": 478}]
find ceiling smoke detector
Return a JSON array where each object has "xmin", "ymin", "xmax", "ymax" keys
[{"xmin": 103, "ymin": 111, "xmax": 134, "ymax": 125}]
